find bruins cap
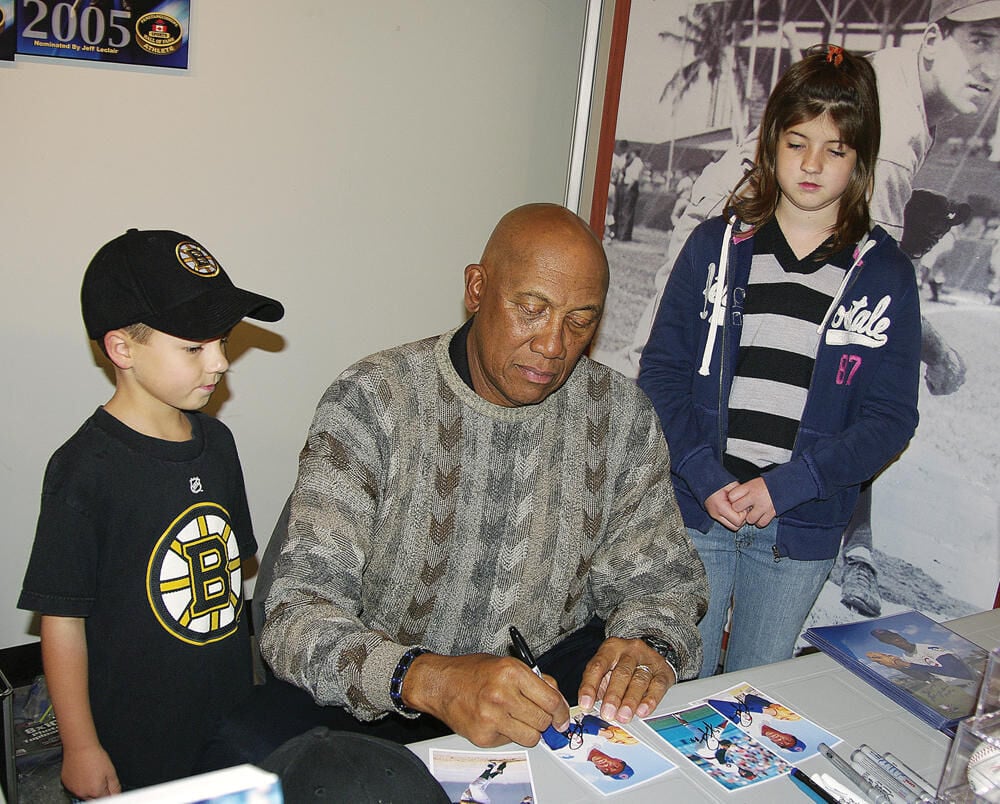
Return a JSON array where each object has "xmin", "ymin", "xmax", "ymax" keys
[
  {"xmin": 259, "ymin": 727, "xmax": 450, "ymax": 803},
  {"xmin": 81, "ymin": 228, "xmax": 284, "ymax": 341}
]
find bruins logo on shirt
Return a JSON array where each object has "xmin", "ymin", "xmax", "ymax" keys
[{"xmin": 147, "ymin": 502, "xmax": 243, "ymax": 645}]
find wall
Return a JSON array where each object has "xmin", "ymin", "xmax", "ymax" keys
[{"xmin": 0, "ymin": 0, "xmax": 588, "ymax": 649}]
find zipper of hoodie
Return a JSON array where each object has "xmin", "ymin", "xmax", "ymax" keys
[{"xmin": 772, "ymin": 238, "xmax": 873, "ymax": 561}]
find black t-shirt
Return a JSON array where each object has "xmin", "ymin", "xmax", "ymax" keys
[{"xmin": 19, "ymin": 408, "xmax": 257, "ymax": 789}]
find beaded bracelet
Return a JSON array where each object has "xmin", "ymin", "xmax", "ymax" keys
[{"xmin": 390, "ymin": 646, "xmax": 429, "ymax": 715}]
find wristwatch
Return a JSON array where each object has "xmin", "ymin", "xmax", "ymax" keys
[{"xmin": 641, "ymin": 635, "xmax": 681, "ymax": 675}]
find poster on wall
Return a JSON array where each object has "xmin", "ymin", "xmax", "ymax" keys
[
  {"xmin": 16, "ymin": 0, "xmax": 189, "ymax": 68},
  {"xmin": 589, "ymin": 0, "xmax": 1000, "ymax": 642},
  {"xmin": 0, "ymin": 1, "xmax": 15, "ymax": 60}
]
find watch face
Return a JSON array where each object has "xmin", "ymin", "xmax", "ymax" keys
[{"xmin": 642, "ymin": 636, "xmax": 680, "ymax": 668}]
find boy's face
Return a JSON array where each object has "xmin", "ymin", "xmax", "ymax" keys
[
  {"xmin": 928, "ymin": 19, "xmax": 1000, "ymax": 116},
  {"xmin": 125, "ymin": 329, "xmax": 230, "ymax": 412}
]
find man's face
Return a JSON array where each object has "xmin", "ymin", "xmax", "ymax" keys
[
  {"xmin": 875, "ymin": 630, "xmax": 911, "ymax": 649},
  {"xmin": 464, "ymin": 233, "xmax": 607, "ymax": 407},
  {"xmin": 929, "ymin": 19, "xmax": 1000, "ymax": 116},
  {"xmin": 588, "ymin": 748, "xmax": 626, "ymax": 777},
  {"xmin": 761, "ymin": 724, "xmax": 797, "ymax": 748}
]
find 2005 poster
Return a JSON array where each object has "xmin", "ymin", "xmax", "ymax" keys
[{"xmin": 15, "ymin": 0, "xmax": 189, "ymax": 68}]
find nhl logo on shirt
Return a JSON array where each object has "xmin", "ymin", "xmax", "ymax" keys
[{"xmin": 146, "ymin": 502, "xmax": 243, "ymax": 645}]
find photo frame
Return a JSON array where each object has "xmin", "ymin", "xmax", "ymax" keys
[{"xmin": 577, "ymin": 0, "xmax": 1000, "ymax": 646}]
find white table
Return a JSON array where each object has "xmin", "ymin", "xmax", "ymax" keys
[{"xmin": 409, "ymin": 608, "xmax": 1000, "ymax": 802}]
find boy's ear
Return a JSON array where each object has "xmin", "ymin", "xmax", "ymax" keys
[{"xmin": 103, "ymin": 329, "xmax": 134, "ymax": 370}]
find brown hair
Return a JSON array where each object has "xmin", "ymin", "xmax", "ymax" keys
[
  {"xmin": 98, "ymin": 322, "xmax": 154, "ymax": 358},
  {"xmin": 725, "ymin": 45, "xmax": 880, "ymax": 254}
]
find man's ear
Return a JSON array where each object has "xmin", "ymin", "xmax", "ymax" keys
[
  {"xmin": 103, "ymin": 329, "xmax": 134, "ymax": 370},
  {"xmin": 464, "ymin": 263, "xmax": 486, "ymax": 314},
  {"xmin": 920, "ymin": 22, "xmax": 944, "ymax": 64}
]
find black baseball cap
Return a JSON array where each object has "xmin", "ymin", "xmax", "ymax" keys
[
  {"xmin": 81, "ymin": 228, "xmax": 284, "ymax": 341},
  {"xmin": 258, "ymin": 727, "xmax": 450, "ymax": 803}
]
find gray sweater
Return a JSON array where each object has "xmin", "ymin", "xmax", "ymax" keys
[{"xmin": 261, "ymin": 327, "xmax": 707, "ymax": 720}]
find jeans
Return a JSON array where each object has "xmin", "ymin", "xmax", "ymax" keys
[{"xmin": 691, "ymin": 521, "xmax": 835, "ymax": 677}]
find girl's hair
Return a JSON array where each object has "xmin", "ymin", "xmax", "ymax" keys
[{"xmin": 725, "ymin": 44, "xmax": 880, "ymax": 254}]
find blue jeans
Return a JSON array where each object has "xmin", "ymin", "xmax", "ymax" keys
[{"xmin": 691, "ymin": 521, "xmax": 835, "ymax": 677}]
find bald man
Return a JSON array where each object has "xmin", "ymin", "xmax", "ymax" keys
[{"xmin": 203, "ymin": 204, "xmax": 706, "ymax": 768}]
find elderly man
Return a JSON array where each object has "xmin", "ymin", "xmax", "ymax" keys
[{"xmin": 231, "ymin": 203, "xmax": 706, "ymax": 759}]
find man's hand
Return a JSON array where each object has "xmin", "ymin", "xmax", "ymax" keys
[
  {"xmin": 727, "ymin": 477, "xmax": 776, "ymax": 527},
  {"xmin": 705, "ymin": 482, "xmax": 746, "ymax": 531},
  {"xmin": 402, "ymin": 653, "xmax": 570, "ymax": 747},
  {"xmin": 578, "ymin": 638, "xmax": 676, "ymax": 724},
  {"xmin": 61, "ymin": 743, "xmax": 120, "ymax": 800}
]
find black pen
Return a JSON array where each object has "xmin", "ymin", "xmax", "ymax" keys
[
  {"xmin": 509, "ymin": 625, "xmax": 542, "ymax": 677},
  {"xmin": 789, "ymin": 767, "xmax": 838, "ymax": 803}
]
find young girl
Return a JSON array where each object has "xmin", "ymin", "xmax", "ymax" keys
[{"xmin": 637, "ymin": 45, "xmax": 921, "ymax": 677}]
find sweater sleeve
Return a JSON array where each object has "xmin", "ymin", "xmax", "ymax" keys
[
  {"xmin": 588, "ymin": 397, "xmax": 709, "ymax": 680},
  {"xmin": 259, "ymin": 368, "xmax": 409, "ymax": 721}
]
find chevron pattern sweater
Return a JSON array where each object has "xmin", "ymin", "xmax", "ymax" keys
[{"xmin": 261, "ymin": 327, "xmax": 708, "ymax": 720}]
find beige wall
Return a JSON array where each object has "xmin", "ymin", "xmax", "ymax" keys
[{"xmin": 0, "ymin": 0, "xmax": 589, "ymax": 649}]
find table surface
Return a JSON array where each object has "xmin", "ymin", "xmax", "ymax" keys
[{"xmin": 408, "ymin": 608, "xmax": 1000, "ymax": 803}]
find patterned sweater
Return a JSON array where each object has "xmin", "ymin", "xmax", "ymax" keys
[{"xmin": 261, "ymin": 327, "xmax": 708, "ymax": 720}]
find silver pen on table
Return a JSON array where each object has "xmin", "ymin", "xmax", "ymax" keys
[{"xmin": 818, "ymin": 742, "xmax": 892, "ymax": 804}]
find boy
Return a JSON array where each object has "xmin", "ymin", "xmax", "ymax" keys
[{"xmin": 18, "ymin": 229, "xmax": 283, "ymax": 796}]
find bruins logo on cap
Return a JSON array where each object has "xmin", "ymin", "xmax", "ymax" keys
[
  {"xmin": 176, "ymin": 241, "xmax": 221, "ymax": 277},
  {"xmin": 136, "ymin": 13, "xmax": 183, "ymax": 57}
]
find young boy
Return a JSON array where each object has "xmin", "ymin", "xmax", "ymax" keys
[{"xmin": 18, "ymin": 229, "xmax": 283, "ymax": 796}]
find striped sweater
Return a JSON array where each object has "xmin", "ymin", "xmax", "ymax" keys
[{"xmin": 261, "ymin": 326, "xmax": 708, "ymax": 720}]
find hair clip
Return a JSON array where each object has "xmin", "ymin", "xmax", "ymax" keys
[{"xmin": 826, "ymin": 44, "xmax": 844, "ymax": 66}]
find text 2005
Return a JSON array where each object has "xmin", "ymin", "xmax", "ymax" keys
[{"xmin": 20, "ymin": 0, "xmax": 131, "ymax": 47}]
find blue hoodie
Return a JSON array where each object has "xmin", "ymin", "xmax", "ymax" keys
[{"xmin": 638, "ymin": 216, "xmax": 921, "ymax": 560}]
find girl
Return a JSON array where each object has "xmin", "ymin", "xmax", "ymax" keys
[{"xmin": 637, "ymin": 45, "xmax": 921, "ymax": 677}]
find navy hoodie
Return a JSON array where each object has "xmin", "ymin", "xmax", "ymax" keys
[{"xmin": 638, "ymin": 216, "xmax": 921, "ymax": 560}]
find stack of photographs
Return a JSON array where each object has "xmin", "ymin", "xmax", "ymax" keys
[{"xmin": 803, "ymin": 609, "xmax": 988, "ymax": 735}]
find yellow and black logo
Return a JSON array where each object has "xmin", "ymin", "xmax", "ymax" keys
[
  {"xmin": 176, "ymin": 241, "xmax": 221, "ymax": 278},
  {"xmin": 147, "ymin": 502, "xmax": 243, "ymax": 645},
  {"xmin": 136, "ymin": 13, "xmax": 183, "ymax": 57}
]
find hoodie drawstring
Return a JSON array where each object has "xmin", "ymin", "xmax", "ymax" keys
[{"xmin": 698, "ymin": 219, "xmax": 736, "ymax": 376}]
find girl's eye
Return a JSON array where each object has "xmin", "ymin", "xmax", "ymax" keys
[{"xmin": 186, "ymin": 346, "xmax": 203, "ymax": 354}]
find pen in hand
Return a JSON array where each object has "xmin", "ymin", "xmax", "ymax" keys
[
  {"xmin": 509, "ymin": 626, "xmax": 542, "ymax": 677},
  {"xmin": 509, "ymin": 625, "xmax": 571, "ymax": 735}
]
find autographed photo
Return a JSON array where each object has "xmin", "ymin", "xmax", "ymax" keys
[
  {"xmin": 644, "ymin": 703, "xmax": 792, "ymax": 791},
  {"xmin": 696, "ymin": 682, "xmax": 842, "ymax": 763},
  {"xmin": 540, "ymin": 706, "xmax": 675, "ymax": 796}
]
